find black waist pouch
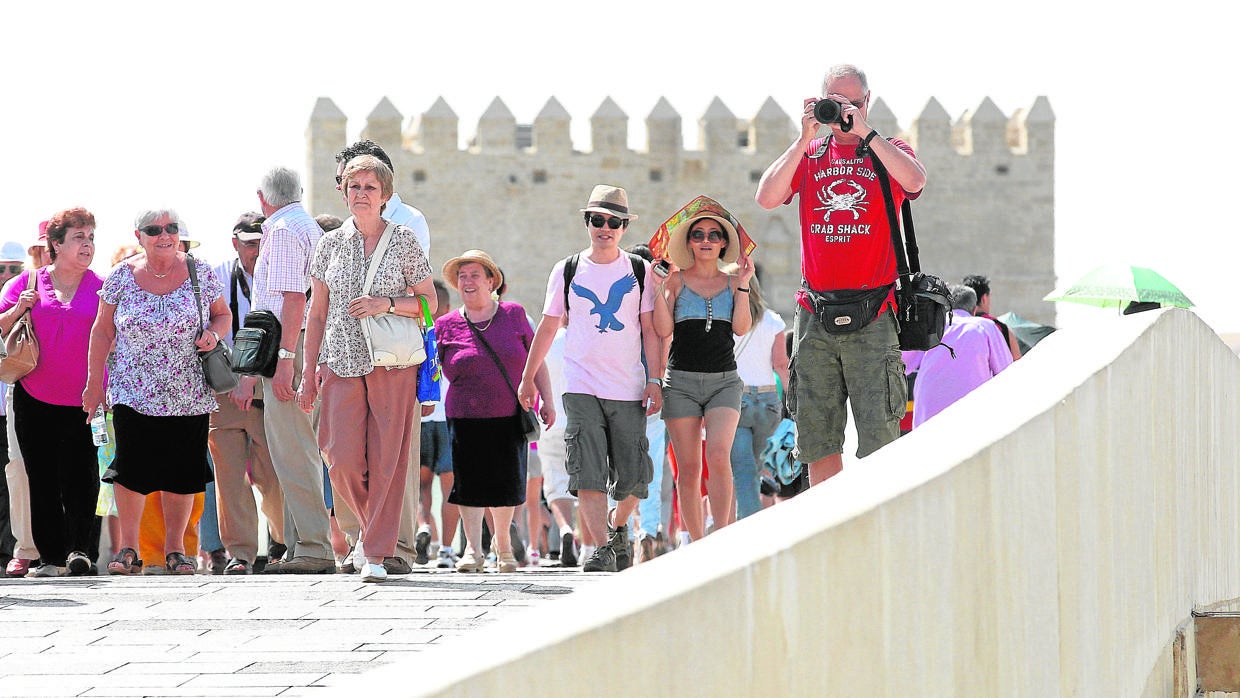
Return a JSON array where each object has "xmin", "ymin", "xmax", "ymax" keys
[
  {"xmin": 230, "ymin": 309, "xmax": 282, "ymax": 378},
  {"xmin": 806, "ymin": 284, "xmax": 893, "ymax": 334}
]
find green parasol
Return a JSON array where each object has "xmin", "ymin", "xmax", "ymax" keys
[{"xmin": 1042, "ymin": 264, "xmax": 1194, "ymax": 310}]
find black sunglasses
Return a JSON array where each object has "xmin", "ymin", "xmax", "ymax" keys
[
  {"xmin": 139, "ymin": 223, "xmax": 180, "ymax": 237},
  {"xmin": 3, "ymin": 264, "xmax": 22, "ymax": 274},
  {"xmin": 587, "ymin": 214, "xmax": 626, "ymax": 230},
  {"xmin": 690, "ymin": 229, "xmax": 726, "ymax": 242}
]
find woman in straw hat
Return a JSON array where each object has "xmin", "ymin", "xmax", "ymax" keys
[
  {"xmin": 299, "ymin": 155, "xmax": 436, "ymax": 583},
  {"xmin": 653, "ymin": 197, "xmax": 754, "ymax": 542},
  {"xmin": 436, "ymin": 249, "xmax": 553, "ymax": 573}
]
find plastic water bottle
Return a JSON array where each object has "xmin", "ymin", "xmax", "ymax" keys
[{"xmin": 90, "ymin": 407, "xmax": 109, "ymax": 447}]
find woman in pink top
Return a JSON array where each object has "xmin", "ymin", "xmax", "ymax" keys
[{"xmin": 0, "ymin": 208, "xmax": 105, "ymax": 578}]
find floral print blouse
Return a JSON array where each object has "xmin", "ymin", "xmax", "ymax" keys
[
  {"xmin": 309, "ymin": 219, "xmax": 432, "ymax": 378},
  {"xmin": 101, "ymin": 257, "xmax": 222, "ymax": 416}
]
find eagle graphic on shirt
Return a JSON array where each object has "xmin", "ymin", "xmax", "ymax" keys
[{"xmin": 570, "ymin": 274, "xmax": 638, "ymax": 333}]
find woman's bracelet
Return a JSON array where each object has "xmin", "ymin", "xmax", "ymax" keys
[{"xmin": 736, "ymin": 287, "xmax": 750, "ymax": 293}]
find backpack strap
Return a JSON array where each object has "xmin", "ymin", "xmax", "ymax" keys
[
  {"xmin": 562, "ymin": 251, "xmax": 645, "ymax": 311},
  {"xmin": 562, "ymin": 253, "xmax": 580, "ymax": 311}
]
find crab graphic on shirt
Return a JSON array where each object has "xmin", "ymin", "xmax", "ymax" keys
[{"xmin": 812, "ymin": 179, "xmax": 868, "ymax": 220}]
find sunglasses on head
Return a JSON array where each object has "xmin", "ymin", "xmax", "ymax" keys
[
  {"xmin": 3, "ymin": 264, "xmax": 22, "ymax": 274},
  {"xmin": 139, "ymin": 223, "xmax": 180, "ymax": 237},
  {"xmin": 587, "ymin": 214, "xmax": 626, "ymax": 230},
  {"xmin": 690, "ymin": 229, "xmax": 726, "ymax": 243}
]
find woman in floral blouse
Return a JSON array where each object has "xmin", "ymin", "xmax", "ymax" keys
[
  {"xmin": 83, "ymin": 208, "xmax": 231, "ymax": 575},
  {"xmin": 298, "ymin": 155, "xmax": 435, "ymax": 583}
]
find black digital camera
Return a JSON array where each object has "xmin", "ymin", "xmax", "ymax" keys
[{"xmin": 813, "ymin": 99, "xmax": 853, "ymax": 131}]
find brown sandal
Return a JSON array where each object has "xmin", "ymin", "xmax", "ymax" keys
[
  {"xmin": 165, "ymin": 552, "xmax": 196, "ymax": 575},
  {"xmin": 107, "ymin": 548, "xmax": 142, "ymax": 576}
]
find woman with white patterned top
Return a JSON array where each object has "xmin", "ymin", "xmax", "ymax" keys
[
  {"xmin": 298, "ymin": 155, "xmax": 435, "ymax": 583},
  {"xmin": 83, "ymin": 208, "xmax": 231, "ymax": 576}
]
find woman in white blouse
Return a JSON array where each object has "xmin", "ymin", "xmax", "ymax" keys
[
  {"xmin": 299, "ymin": 155, "xmax": 436, "ymax": 583},
  {"xmin": 725, "ymin": 271, "xmax": 789, "ymax": 520}
]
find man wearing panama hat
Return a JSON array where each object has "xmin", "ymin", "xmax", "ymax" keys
[{"xmin": 517, "ymin": 185, "xmax": 663, "ymax": 573}]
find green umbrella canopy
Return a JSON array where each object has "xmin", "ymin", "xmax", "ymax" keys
[
  {"xmin": 996, "ymin": 311, "xmax": 1056, "ymax": 354},
  {"xmin": 1042, "ymin": 264, "xmax": 1194, "ymax": 309}
]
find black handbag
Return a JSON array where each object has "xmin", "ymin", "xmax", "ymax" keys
[
  {"xmin": 230, "ymin": 309, "xmax": 282, "ymax": 378},
  {"xmin": 187, "ymin": 255, "xmax": 239, "ymax": 394},
  {"xmin": 868, "ymin": 139, "xmax": 952, "ymax": 351}
]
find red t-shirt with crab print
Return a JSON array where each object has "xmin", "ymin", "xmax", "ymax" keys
[{"xmin": 788, "ymin": 135, "xmax": 919, "ymax": 313}]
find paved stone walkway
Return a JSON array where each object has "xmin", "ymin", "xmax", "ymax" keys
[{"xmin": 0, "ymin": 566, "xmax": 603, "ymax": 697}]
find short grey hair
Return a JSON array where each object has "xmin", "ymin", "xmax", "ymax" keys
[
  {"xmin": 950, "ymin": 284, "xmax": 978, "ymax": 313},
  {"xmin": 822, "ymin": 64, "xmax": 869, "ymax": 95},
  {"xmin": 260, "ymin": 167, "xmax": 302, "ymax": 209},
  {"xmin": 134, "ymin": 208, "xmax": 182, "ymax": 230}
]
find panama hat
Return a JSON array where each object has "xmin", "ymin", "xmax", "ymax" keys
[
  {"xmin": 442, "ymin": 249, "xmax": 504, "ymax": 290},
  {"xmin": 580, "ymin": 184, "xmax": 638, "ymax": 221},
  {"xmin": 665, "ymin": 196, "xmax": 741, "ymax": 270},
  {"xmin": 0, "ymin": 241, "xmax": 25, "ymax": 263}
]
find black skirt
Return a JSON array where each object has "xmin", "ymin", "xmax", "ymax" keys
[
  {"xmin": 103, "ymin": 404, "xmax": 213, "ymax": 495},
  {"xmin": 447, "ymin": 415, "xmax": 527, "ymax": 507}
]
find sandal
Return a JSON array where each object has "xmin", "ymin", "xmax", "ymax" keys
[
  {"xmin": 223, "ymin": 558, "xmax": 251, "ymax": 575},
  {"xmin": 107, "ymin": 547, "xmax": 142, "ymax": 576},
  {"xmin": 165, "ymin": 551, "xmax": 196, "ymax": 575}
]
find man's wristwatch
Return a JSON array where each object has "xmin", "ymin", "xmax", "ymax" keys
[
  {"xmin": 277, "ymin": 348, "xmax": 296, "ymax": 360},
  {"xmin": 647, "ymin": 377, "xmax": 663, "ymax": 388},
  {"xmin": 387, "ymin": 297, "xmax": 396, "ymax": 314}
]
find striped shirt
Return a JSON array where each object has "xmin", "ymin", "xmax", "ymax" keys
[{"xmin": 253, "ymin": 202, "xmax": 323, "ymax": 328}]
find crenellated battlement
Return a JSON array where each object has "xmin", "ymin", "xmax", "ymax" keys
[{"xmin": 307, "ymin": 95, "xmax": 1055, "ymax": 324}]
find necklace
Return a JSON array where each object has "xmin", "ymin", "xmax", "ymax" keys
[
  {"xmin": 463, "ymin": 305, "xmax": 497, "ymax": 331},
  {"xmin": 151, "ymin": 270, "xmax": 169, "ymax": 279}
]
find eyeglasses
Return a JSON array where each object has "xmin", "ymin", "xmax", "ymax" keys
[
  {"xmin": 588, "ymin": 214, "xmax": 626, "ymax": 230},
  {"xmin": 139, "ymin": 223, "xmax": 180, "ymax": 237},
  {"xmin": 2, "ymin": 264, "xmax": 22, "ymax": 274},
  {"xmin": 690, "ymin": 229, "xmax": 726, "ymax": 242}
]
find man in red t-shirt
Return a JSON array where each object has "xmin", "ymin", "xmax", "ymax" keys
[{"xmin": 755, "ymin": 64, "xmax": 926, "ymax": 485}]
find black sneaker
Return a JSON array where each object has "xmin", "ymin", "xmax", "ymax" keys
[
  {"xmin": 608, "ymin": 526, "xmax": 632, "ymax": 571},
  {"xmin": 209, "ymin": 548, "xmax": 228, "ymax": 575},
  {"xmin": 267, "ymin": 541, "xmax": 287, "ymax": 562},
  {"xmin": 414, "ymin": 530, "xmax": 431, "ymax": 565},
  {"xmin": 66, "ymin": 551, "xmax": 92, "ymax": 576},
  {"xmin": 560, "ymin": 531, "xmax": 578, "ymax": 568},
  {"xmin": 582, "ymin": 543, "xmax": 617, "ymax": 573}
]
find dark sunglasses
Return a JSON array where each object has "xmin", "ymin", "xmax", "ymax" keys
[
  {"xmin": 139, "ymin": 223, "xmax": 180, "ymax": 237},
  {"xmin": 690, "ymin": 229, "xmax": 726, "ymax": 242},
  {"xmin": 587, "ymin": 214, "xmax": 626, "ymax": 230},
  {"xmin": 3, "ymin": 264, "xmax": 22, "ymax": 274}
]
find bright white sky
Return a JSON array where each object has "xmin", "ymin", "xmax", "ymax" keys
[{"xmin": 3, "ymin": 1, "xmax": 1236, "ymax": 335}]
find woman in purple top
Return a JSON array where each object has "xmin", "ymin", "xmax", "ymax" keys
[
  {"xmin": 0, "ymin": 208, "xmax": 105, "ymax": 577},
  {"xmin": 82, "ymin": 209, "xmax": 230, "ymax": 576},
  {"xmin": 435, "ymin": 250, "xmax": 553, "ymax": 573}
]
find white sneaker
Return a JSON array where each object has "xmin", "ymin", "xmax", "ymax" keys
[
  {"xmin": 437, "ymin": 547, "xmax": 457, "ymax": 569},
  {"xmin": 527, "ymin": 548, "xmax": 541, "ymax": 566},
  {"xmin": 360, "ymin": 561, "xmax": 387, "ymax": 583}
]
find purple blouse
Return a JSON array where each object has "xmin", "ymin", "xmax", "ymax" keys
[
  {"xmin": 100, "ymin": 259, "xmax": 223, "ymax": 416},
  {"xmin": 435, "ymin": 302, "xmax": 532, "ymax": 420},
  {"xmin": 0, "ymin": 268, "xmax": 104, "ymax": 406}
]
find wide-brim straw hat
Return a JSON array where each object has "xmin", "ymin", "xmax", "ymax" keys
[
  {"xmin": 579, "ymin": 184, "xmax": 638, "ymax": 221},
  {"xmin": 666, "ymin": 197, "xmax": 741, "ymax": 270},
  {"xmin": 442, "ymin": 249, "xmax": 504, "ymax": 290}
]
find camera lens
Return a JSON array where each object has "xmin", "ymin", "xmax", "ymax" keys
[{"xmin": 813, "ymin": 99, "xmax": 842, "ymax": 125}]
